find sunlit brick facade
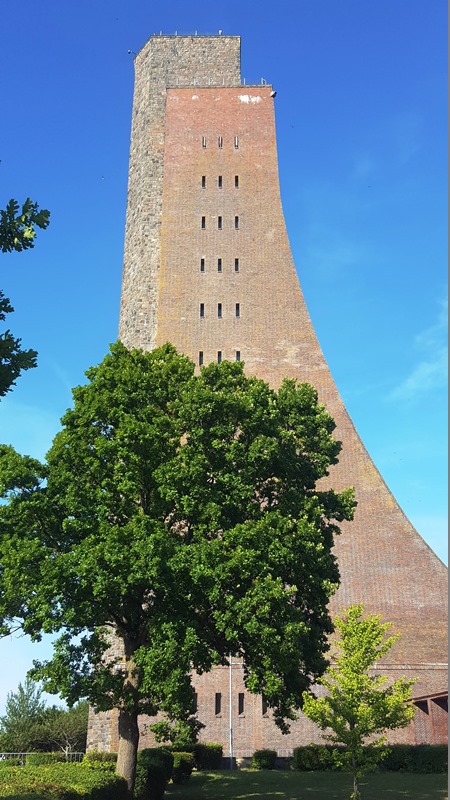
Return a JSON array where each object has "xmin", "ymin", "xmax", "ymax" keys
[{"xmin": 88, "ymin": 35, "xmax": 447, "ymax": 756}]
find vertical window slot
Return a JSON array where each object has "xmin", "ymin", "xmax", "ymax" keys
[
  {"xmin": 201, "ymin": 216, "xmax": 206, "ymax": 229},
  {"xmin": 234, "ymin": 216, "xmax": 239, "ymax": 229},
  {"xmin": 201, "ymin": 175, "xmax": 206, "ymax": 188},
  {"xmin": 218, "ymin": 216, "xmax": 222, "ymax": 230},
  {"xmin": 217, "ymin": 351, "xmax": 222, "ymax": 363},
  {"xmin": 235, "ymin": 175, "xmax": 239, "ymax": 188},
  {"xmin": 199, "ymin": 352, "xmax": 204, "ymax": 366},
  {"xmin": 215, "ymin": 693, "xmax": 222, "ymax": 715},
  {"xmin": 201, "ymin": 136, "xmax": 207, "ymax": 148},
  {"xmin": 236, "ymin": 351, "xmax": 241, "ymax": 362},
  {"xmin": 218, "ymin": 135, "xmax": 223, "ymax": 148},
  {"xmin": 200, "ymin": 303, "xmax": 205, "ymax": 318},
  {"xmin": 238, "ymin": 693, "xmax": 244, "ymax": 715},
  {"xmin": 234, "ymin": 136, "xmax": 239, "ymax": 149},
  {"xmin": 218, "ymin": 303, "xmax": 222, "ymax": 318},
  {"xmin": 218, "ymin": 175, "xmax": 223, "ymax": 188},
  {"xmin": 234, "ymin": 258, "xmax": 239, "ymax": 272},
  {"xmin": 235, "ymin": 303, "xmax": 240, "ymax": 317},
  {"xmin": 200, "ymin": 258, "xmax": 205, "ymax": 272},
  {"xmin": 217, "ymin": 258, "xmax": 222, "ymax": 272}
]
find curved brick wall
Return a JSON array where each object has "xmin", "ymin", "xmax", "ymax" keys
[{"xmin": 89, "ymin": 34, "xmax": 447, "ymax": 755}]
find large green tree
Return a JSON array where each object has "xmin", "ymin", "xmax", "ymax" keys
[
  {"xmin": 41, "ymin": 701, "xmax": 89, "ymax": 755},
  {"xmin": 302, "ymin": 604, "xmax": 417, "ymax": 800},
  {"xmin": 0, "ymin": 342, "xmax": 355, "ymax": 796},
  {"xmin": 0, "ymin": 678, "xmax": 48, "ymax": 753},
  {"xmin": 0, "ymin": 679, "xmax": 88, "ymax": 754}
]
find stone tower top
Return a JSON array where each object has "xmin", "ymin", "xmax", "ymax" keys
[
  {"xmin": 134, "ymin": 33, "xmax": 242, "ymax": 88},
  {"xmin": 119, "ymin": 34, "xmax": 243, "ymax": 351}
]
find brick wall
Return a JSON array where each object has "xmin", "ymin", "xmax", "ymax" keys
[
  {"xmin": 119, "ymin": 35, "xmax": 241, "ymax": 352},
  {"xmin": 88, "ymin": 34, "xmax": 447, "ymax": 755},
  {"xmin": 156, "ymin": 80, "xmax": 447, "ymax": 682}
]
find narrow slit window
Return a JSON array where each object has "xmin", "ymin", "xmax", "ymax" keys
[
  {"xmin": 201, "ymin": 175, "xmax": 206, "ymax": 188},
  {"xmin": 202, "ymin": 136, "xmax": 207, "ymax": 148},
  {"xmin": 235, "ymin": 175, "xmax": 239, "ymax": 188},
  {"xmin": 200, "ymin": 258, "xmax": 205, "ymax": 272},
  {"xmin": 234, "ymin": 136, "xmax": 239, "ymax": 149},
  {"xmin": 201, "ymin": 216, "xmax": 206, "ymax": 229},
  {"xmin": 218, "ymin": 303, "xmax": 222, "ymax": 318},
  {"xmin": 217, "ymin": 258, "xmax": 222, "ymax": 272},
  {"xmin": 199, "ymin": 352, "xmax": 203, "ymax": 366},
  {"xmin": 234, "ymin": 216, "xmax": 239, "ymax": 229},
  {"xmin": 217, "ymin": 351, "xmax": 222, "ymax": 364},
  {"xmin": 235, "ymin": 303, "xmax": 240, "ymax": 318},
  {"xmin": 218, "ymin": 216, "xmax": 222, "ymax": 230},
  {"xmin": 218, "ymin": 175, "xmax": 223, "ymax": 188},
  {"xmin": 218, "ymin": 135, "xmax": 223, "ymax": 148},
  {"xmin": 236, "ymin": 350, "xmax": 241, "ymax": 362},
  {"xmin": 200, "ymin": 303, "xmax": 205, "ymax": 318},
  {"xmin": 234, "ymin": 258, "xmax": 239, "ymax": 272},
  {"xmin": 215, "ymin": 693, "xmax": 222, "ymax": 715},
  {"xmin": 238, "ymin": 693, "xmax": 244, "ymax": 715},
  {"xmin": 262, "ymin": 698, "xmax": 268, "ymax": 716}
]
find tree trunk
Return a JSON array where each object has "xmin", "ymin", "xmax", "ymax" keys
[
  {"xmin": 352, "ymin": 772, "xmax": 360, "ymax": 800},
  {"xmin": 350, "ymin": 748, "xmax": 360, "ymax": 800},
  {"xmin": 116, "ymin": 707, "xmax": 140, "ymax": 799}
]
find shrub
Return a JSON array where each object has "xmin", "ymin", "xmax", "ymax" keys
[
  {"xmin": 381, "ymin": 744, "xmax": 448, "ymax": 774},
  {"xmin": 25, "ymin": 752, "xmax": 67, "ymax": 766},
  {"xmin": 169, "ymin": 743, "xmax": 195, "ymax": 754},
  {"xmin": 0, "ymin": 763, "xmax": 127, "ymax": 799},
  {"xmin": 193, "ymin": 742, "xmax": 223, "ymax": 770},
  {"xmin": 0, "ymin": 783, "xmax": 76, "ymax": 800},
  {"xmin": 292, "ymin": 744, "xmax": 336, "ymax": 771},
  {"xmin": 292, "ymin": 743, "xmax": 448, "ymax": 774},
  {"xmin": 171, "ymin": 752, "xmax": 194, "ymax": 784},
  {"xmin": 0, "ymin": 757, "xmax": 23, "ymax": 767},
  {"xmin": 134, "ymin": 748, "xmax": 174, "ymax": 800},
  {"xmin": 251, "ymin": 749, "xmax": 277, "ymax": 770},
  {"xmin": 81, "ymin": 750, "xmax": 117, "ymax": 771},
  {"xmin": 82, "ymin": 749, "xmax": 117, "ymax": 764}
]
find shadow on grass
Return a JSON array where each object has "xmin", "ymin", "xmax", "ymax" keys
[{"xmin": 165, "ymin": 770, "xmax": 448, "ymax": 800}]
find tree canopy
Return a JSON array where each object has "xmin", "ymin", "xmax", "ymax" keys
[
  {"xmin": 0, "ymin": 291, "xmax": 37, "ymax": 397},
  {"xmin": 302, "ymin": 604, "xmax": 417, "ymax": 800},
  {"xmin": 0, "ymin": 197, "xmax": 50, "ymax": 396},
  {"xmin": 0, "ymin": 198, "xmax": 50, "ymax": 253},
  {"xmin": 0, "ymin": 342, "xmax": 355, "ymax": 794},
  {"xmin": 0, "ymin": 679, "xmax": 87, "ymax": 754},
  {"xmin": 0, "ymin": 678, "xmax": 48, "ymax": 753}
]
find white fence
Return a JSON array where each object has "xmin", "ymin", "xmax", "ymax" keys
[{"xmin": 0, "ymin": 752, "xmax": 84, "ymax": 764}]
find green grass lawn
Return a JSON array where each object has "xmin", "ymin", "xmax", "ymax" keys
[{"xmin": 165, "ymin": 770, "xmax": 448, "ymax": 800}]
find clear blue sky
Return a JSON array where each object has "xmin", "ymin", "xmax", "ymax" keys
[{"xmin": 0, "ymin": 0, "xmax": 447, "ymax": 713}]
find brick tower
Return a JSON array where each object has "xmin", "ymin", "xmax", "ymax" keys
[{"xmin": 88, "ymin": 34, "xmax": 447, "ymax": 755}]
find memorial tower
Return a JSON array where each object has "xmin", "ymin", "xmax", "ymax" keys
[{"xmin": 88, "ymin": 34, "xmax": 447, "ymax": 755}]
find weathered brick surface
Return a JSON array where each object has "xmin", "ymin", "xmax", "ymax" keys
[
  {"xmin": 429, "ymin": 698, "xmax": 448, "ymax": 743},
  {"xmin": 89, "ymin": 34, "xmax": 447, "ymax": 755},
  {"xmin": 119, "ymin": 35, "xmax": 241, "ymax": 352}
]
